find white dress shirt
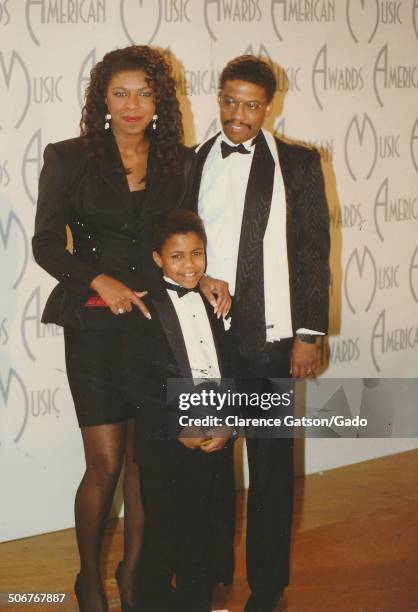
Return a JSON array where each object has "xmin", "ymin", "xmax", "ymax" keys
[
  {"xmin": 164, "ymin": 277, "xmax": 221, "ymax": 381},
  {"xmin": 198, "ymin": 132, "xmax": 255, "ymax": 295}
]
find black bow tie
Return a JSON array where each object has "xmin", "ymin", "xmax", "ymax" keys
[
  {"xmin": 221, "ymin": 140, "xmax": 251, "ymax": 159},
  {"xmin": 164, "ymin": 280, "xmax": 200, "ymax": 298}
]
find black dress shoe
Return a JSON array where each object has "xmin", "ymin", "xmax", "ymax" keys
[
  {"xmin": 74, "ymin": 575, "xmax": 83, "ymax": 611},
  {"xmin": 244, "ymin": 591, "xmax": 284, "ymax": 612},
  {"xmin": 74, "ymin": 574, "xmax": 108, "ymax": 612}
]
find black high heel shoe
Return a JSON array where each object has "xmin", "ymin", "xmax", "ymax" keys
[
  {"xmin": 74, "ymin": 573, "xmax": 108, "ymax": 612},
  {"xmin": 115, "ymin": 562, "xmax": 141, "ymax": 612},
  {"xmin": 74, "ymin": 574, "xmax": 83, "ymax": 611}
]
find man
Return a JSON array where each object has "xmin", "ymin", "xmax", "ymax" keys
[{"xmin": 191, "ymin": 56, "xmax": 330, "ymax": 611}]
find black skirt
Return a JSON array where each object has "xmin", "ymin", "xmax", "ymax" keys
[{"xmin": 64, "ymin": 327, "xmax": 134, "ymax": 427}]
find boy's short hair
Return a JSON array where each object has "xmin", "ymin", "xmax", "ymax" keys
[
  {"xmin": 152, "ymin": 210, "xmax": 207, "ymax": 253},
  {"xmin": 219, "ymin": 55, "xmax": 277, "ymax": 102}
]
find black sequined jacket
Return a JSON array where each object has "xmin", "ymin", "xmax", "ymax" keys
[{"xmin": 32, "ymin": 132, "xmax": 195, "ymax": 329}]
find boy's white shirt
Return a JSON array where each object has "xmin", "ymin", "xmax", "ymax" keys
[{"xmin": 163, "ymin": 276, "xmax": 221, "ymax": 381}]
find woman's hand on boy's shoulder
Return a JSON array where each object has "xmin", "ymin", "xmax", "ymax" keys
[{"xmin": 199, "ymin": 275, "xmax": 231, "ymax": 319}]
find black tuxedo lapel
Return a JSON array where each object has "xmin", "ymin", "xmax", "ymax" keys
[
  {"xmin": 138, "ymin": 144, "xmax": 169, "ymax": 222},
  {"xmin": 151, "ymin": 294, "xmax": 192, "ymax": 379},
  {"xmin": 191, "ymin": 133, "xmax": 220, "ymax": 211},
  {"xmin": 233, "ymin": 131, "xmax": 275, "ymax": 357},
  {"xmin": 96, "ymin": 132, "xmax": 133, "ymax": 212}
]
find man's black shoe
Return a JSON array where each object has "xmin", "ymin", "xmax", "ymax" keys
[{"xmin": 243, "ymin": 591, "xmax": 284, "ymax": 612}]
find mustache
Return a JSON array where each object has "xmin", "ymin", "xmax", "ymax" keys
[{"xmin": 223, "ymin": 119, "xmax": 252, "ymax": 129}]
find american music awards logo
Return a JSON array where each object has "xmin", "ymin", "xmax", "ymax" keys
[
  {"xmin": 413, "ymin": 0, "xmax": 418, "ymax": 37},
  {"xmin": 346, "ymin": 0, "xmax": 379, "ymax": 43},
  {"xmin": 21, "ymin": 286, "xmax": 63, "ymax": 362},
  {"xmin": 0, "ymin": 368, "xmax": 62, "ymax": 445},
  {"xmin": 204, "ymin": 0, "xmax": 262, "ymax": 41},
  {"xmin": 344, "ymin": 114, "xmax": 377, "ymax": 181},
  {"xmin": 0, "ymin": 0, "xmax": 11, "ymax": 25},
  {"xmin": 121, "ymin": 0, "xmax": 191, "ymax": 45},
  {"xmin": 344, "ymin": 247, "xmax": 377, "ymax": 314},
  {"xmin": 370, "ymin": 309, "xmax": 418, "ymax": 372},
  {"xmin": 0, "ymin": 159, "xmax": 10, "ymax": 187},
  {"xmin": 22, "ymin": 128, "xmax": 42, "ymax": 205},
  {"xmin": 344, "ymin": 113, "xmax": 401, "ymax": 181},
  {"xmin": 373, "ymin": 177, "xmax": 418, "ymax": 242},
  {"xmin": 25, "ymin": 0, "xmax": 106, "ymax": 46},
  {"xmin": 312, "ymin": 44, "xmax": 364, "ymax": 110},
  {"xmin": 271, "ymin": 0, "xmax": 335, "ymax": 42},
  {"xmin": 0, "ymin": 51, "xmax": 31, "ymax": 129},
  {"xmin": 78, "ymin": 48, "xmax": 96, "ymax": 108},
  {"xmin": 373, "ymin": 43, "xmax": 418, "ymax": 108},
  {"xmin": 0, "ymin": 210, "xmax": 29, "ymax": 290},
  {"xmin": 411, "ymin": 118, "xmax": 418, "ymax": 172},
  {"xmin": 0, "ymin": 368, "xmax": 29, "ymax": 444},
  {"xmin": 409, "ymin": 246, "xmax": 418, "ymax": 304}
]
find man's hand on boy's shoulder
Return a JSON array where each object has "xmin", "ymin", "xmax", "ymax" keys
[{"xmin": 199, "ymin": 274, "xmax": 231, "ymax": 318}]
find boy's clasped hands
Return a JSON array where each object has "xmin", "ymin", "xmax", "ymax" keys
[{"xmin": 178, "ymin": 425, "xmax": 233, "ymax": 453}]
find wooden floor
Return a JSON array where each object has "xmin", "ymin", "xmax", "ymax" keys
[{"xmin": 1, "ymin": 450, "xmax": 418, "ymax": 611}]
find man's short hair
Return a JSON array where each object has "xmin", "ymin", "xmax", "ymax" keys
[
  {"xmin": 219, "ymin": 55, "xmax": 277, "ymax": 102},
  {"xmin": 152, "ymin": 210, "xmax": 207, "ymax": 253}
]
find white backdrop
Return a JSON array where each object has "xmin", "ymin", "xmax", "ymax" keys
[{"xmin": 1, "ymin": 0, "xmax": 417, "ymax": 541}]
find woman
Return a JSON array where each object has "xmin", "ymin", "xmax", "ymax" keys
[{"xmin": 33, "ymin": 45, "xmax": 229, "ymax": 612}]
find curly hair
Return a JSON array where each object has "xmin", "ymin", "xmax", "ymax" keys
[{"xmin": 80, "ymin": 45, "xmax": 184, "ymax": 182}]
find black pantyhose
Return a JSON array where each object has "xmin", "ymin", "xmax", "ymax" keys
[{"xmin": 75, "ymin": 420, "xmax": 144, "ymax": 611}]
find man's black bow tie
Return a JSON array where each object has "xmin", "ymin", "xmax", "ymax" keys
[
  {"xmin": 221, "ymin": 140, "xmax": 251, "ymax": 159},
  {"xmin": 164, "ymin": 280, "xmax": 200, "ymax": 298}
]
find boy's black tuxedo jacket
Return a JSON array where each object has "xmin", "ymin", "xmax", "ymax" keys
[
  {"xmin": 32, "ymin": 132, "xmax": 195, "ymax": 329},
  {"xmin": 126, "ymin": 286, "xmax": 238, "ymax": 467},
  {"xmin": 190, "ymin": 132, "xmax": 330, "ymax": 336}
]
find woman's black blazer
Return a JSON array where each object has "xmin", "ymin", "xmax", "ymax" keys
[{"xmin": 32, "ymin": 132, "xmax": 195, "ymax": 329}]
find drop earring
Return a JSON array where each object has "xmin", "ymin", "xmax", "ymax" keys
[
  {"xmin": 152, "ymin": 114, "xmax": 158, "ymax": 131},
  {"xmin": 104, "ymin": 113, "xmax": 111, "ymax": 130}
]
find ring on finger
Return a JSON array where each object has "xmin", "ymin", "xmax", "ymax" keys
[{"xmin": 117, "ymin": 307, "xmax": 125, "ymax": 315}]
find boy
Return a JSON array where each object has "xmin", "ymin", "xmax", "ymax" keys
[{"xmin": 127, "ymin": 210, "xmax": 237, "ymax": 612}]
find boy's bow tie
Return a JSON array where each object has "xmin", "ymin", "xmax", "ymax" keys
[
  {"xmin": 164, "ymin": 280, "xmax": 200, "ymax": 298},
  {"xmin": 221, "ymin": 141, "xmax": 251, "ymax": 159}
]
